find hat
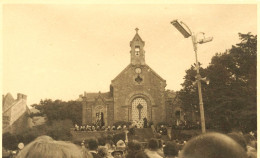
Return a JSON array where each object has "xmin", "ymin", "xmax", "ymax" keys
[
  {"xmin": 111, "ymin": 140, "xmax": 125, "ymax": 156},
  {"xmin": 111, "ymin": 150, "xmax": 123, "ymax": 156},
  {"xmin": 116, "ymin": 140, "xmax": 126, "ymax": 150}
]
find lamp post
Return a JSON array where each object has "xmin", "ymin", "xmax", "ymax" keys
[{"xmin": 171, "ymin": 19, "xmax": 213, "ymax": 133}]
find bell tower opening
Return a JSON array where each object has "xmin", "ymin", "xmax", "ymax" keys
[
  {"xmin": 135, "ymin": 46, "xmax": 140, "ymax": 56},
  {"xmin": 130, "ymin": 28, "xmax": 145, "ymax": 65}
]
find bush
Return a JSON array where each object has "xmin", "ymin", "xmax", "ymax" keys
[
  {"xmin": 45, "ymin": 119, "xmax": 73, "ymax": 141},
  {"xmin": 2, "ymin": 132, "xmax": 18, "ymax": 150}
]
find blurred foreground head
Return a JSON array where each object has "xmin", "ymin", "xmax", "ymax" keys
[
  {"xmin": 179, "ymin": 132, "xmax": 247, "ymax": 158},
  {"xmin": 16, "ymin": 135, "xmax": 92, "ymax": 158},
  {"xmin": 227, "ymin": 132, "xmax": 247, "ymax": 151},
  {"xmin": 163, "ymin": 141, "xmax": 178, "ymax": 157},
  {"xmin": 148, "ymin": 138, "xmax": 159, "ymax": 151}
]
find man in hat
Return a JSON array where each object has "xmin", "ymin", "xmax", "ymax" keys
[
  {"xmin": 111, "ymin": 140, "xmax": 126, "ymax": 158},
  {"xmin": 111, "ymin": 149, "xmax": 124, "ymax": 158}
]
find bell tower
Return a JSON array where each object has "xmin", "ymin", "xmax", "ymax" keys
[{"xmin": 130, "ymin": 28, "xmax": 145, "ymax": 65}]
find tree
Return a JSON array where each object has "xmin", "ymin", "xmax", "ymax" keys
[
  {"xmin": 178, "ymin": 33, "xmax": 257, "ymax": 133},
  {"xmin": 177, "ymin": 63, "xmax": 207, "ymax": 123},
  {"xmin": 2, "ymin": 132, "xmax": 18, "ymax": 150},
  {"xmin": 32, "ymin": 99, "xmax": 82, "ymax": 125},
  {"xmin": 45, "ymin": 119, "xmax": 73, "ymax": 141}
]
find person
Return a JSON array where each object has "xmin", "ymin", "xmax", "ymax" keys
[
  {"xmin": 243, "ymin": 134, "xmax": 257, "ymax": 158},
  {"xmin": 156, "ymin": 139, "xmax": 164, "ymax": 157},
  {"xmin": 179, "ymin": 132, "xmax": 247, "ymax": 158},
  {"xmin": 87, "ymin": 125, "xmax": 91, "ymax": 131},
  {"xmin": 117, "ymin": 125, "xmax": 122, "ymax": 130},
  {"xmin": 126, "ymin": 141, "xmax": 136, "ymax": 158},
  {"xmin": 144, "ymin": 139, "xmax": 163, "ymax": 158},
  {"xmin": 227, "ymin": 132, "xmax": 247, "ymax": 151},
  {"xmin": 116, "ymin": 140, "xmax": 126, "ymax": 154},
  {"xmin": 111, "ymin": 140, "xmax": 126, "ymax": 158},
  {"xmin": 129, "ymin": 123, "xmax": 135, "ymax": 135},
  {"xmin": 135, "ymin": 151, "xmax": 149, "ymax": 158},
  {"xmin": 111, "ymin": 149, "xmax": 124, "ymax": 158},
  {"xmin": 125, "ymin": 140, "xmax": 142, "ymax": 158},
  {"xmin": 163, "ymin": 142, "xmax": 178, "ymax": 158},
  {"xmin": 143, "ymin": 118, "xmax": 148, "ymax": 128},
  {"xmin": 75, "ymin": 124, "xmax": 79, "ymax": 131},
  {"xmin": 92, "ymin": 126, "xmax": 96, "ymax": 131},
  {"xmin": 16, "ymin": 135, "xmax": 92, "ymax": 158},
  {"xmin": 87, "ymin": 139, "xmax": 100, "ymax": 158},
  {"xmin": 123, "ymin": 125, "xmax": 127, "ymax": 130},
  {"xmin": 97, "ymin": 146, "xmax": 109, "ymax": 158}
]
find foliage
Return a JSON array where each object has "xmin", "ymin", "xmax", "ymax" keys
[
  {"xmin": 2, "ymin": 132, "xmax": 19, "ymax": 150},
  {"xmin": 177, "ymin": 33, "xmax": 257, "ymax": 133},
  {"xmin": 2, "ymin": 119, "xmax": 73, "ymax": 150},
  {"xmin": 32, "ymin": 99, "xmax": 82, "ymax": 125},
  {"xmin": 45, "ymin": 119, "xmax": 73, "ymax": 141}
]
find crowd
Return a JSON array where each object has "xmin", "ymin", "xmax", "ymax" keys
[
  {"xmin": 74, "ymin": 124, "xmax": 130, "ymax": 132},
  {"xmin": 171, "ymin": 120, "xmax": 201, "ymax": 130},
  {"xmin": 13, "ymin": 130, "xmax": 256, "ymax": 158}
]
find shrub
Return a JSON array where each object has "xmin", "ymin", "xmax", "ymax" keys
[{"xmin": 2, "ymin": 132, "xmax": 18, "ymax": 150}]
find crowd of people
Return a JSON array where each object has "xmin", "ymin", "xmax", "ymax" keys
[
  {"xmin": 13, "ymin": 130, "xmax": 256, "ymax": 158},
  {"xmin": 74, "ymin": 124, "xmax": 131, "ymax": 132}
]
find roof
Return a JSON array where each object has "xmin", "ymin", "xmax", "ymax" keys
[
  {"xmin": 81, "ymin": 92, "xmax": 113, "ymax": 102},
  {"xmin": 86, "ymin": 92, "xmax": 110, "ymax": 99},
  {"xmin": 112, "ymin": 64, "xmax": 166, "ymax": 84},
  {"xmin": 112, "ymin": 64, "xmax": 131, "ymax": 82},
  {"xmin": 2, "ymin": 93, "xmax": 15, "ymax": 112},
  {"xmin": 145, "ymin": 64, "xmax": 166, "ymax": 82},
  {"xmin": 130, "ymin": 32, "xmax": 145, "ymax": 47}
]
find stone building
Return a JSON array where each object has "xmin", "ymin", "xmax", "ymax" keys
[
  {"xmin": 2, "ymin": 93, "xmax": 31, "ymax": 134},
  {"xmin": 81, "ymin": 29, "xmax": 184, "ymax": 127}
]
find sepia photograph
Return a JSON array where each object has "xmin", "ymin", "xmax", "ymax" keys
[{"xmin": 2, "ymin": 3, "xmax": 257, "ymax": 158}]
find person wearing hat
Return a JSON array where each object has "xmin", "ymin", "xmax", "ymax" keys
[
  {"xmin": 111, "ymin": 149, "xmax": 124, "ymax": 158},
  {"xmin": 111, "ymin": 140, "xmax": 126, "ymax": 158}
]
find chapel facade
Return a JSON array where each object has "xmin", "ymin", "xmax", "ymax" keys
[{"xmin": 81, "ymin": 29, "xmax": 184, "ymax": 127}]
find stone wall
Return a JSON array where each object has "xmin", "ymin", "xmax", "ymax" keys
[
  {"xmin": 112, "ymin": 64, "xmax": 166, "ymax": 125},
  {"xmin": 2, "ymin": 93, "xmax": 29, "ymax": 134},
  {"xmin": 106, "ymin": 99, "xmax": 114, "ymax": 126}
]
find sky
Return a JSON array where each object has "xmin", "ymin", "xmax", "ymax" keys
[{"xmin": 2, "ymin": 4, "xmax": 257, "ymax": 106}]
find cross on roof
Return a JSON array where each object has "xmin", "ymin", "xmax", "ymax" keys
[{"xmin": 135, "ymin": 28, "xmax": 139, "ymax": 34}]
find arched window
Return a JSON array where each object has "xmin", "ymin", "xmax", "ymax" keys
[{"xmin": 135, "ymin": 46, "xmax": 140, "ymax": 56}]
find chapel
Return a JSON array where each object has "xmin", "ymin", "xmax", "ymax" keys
[{"xmin": 80, "ymin": 29, "xmax": 184, "ymax": 128}]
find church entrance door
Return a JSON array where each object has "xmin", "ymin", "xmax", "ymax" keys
[
  {"xmin": 131, "ymin": 98, "xmax": 147, "ymax": 128},
  {"xmin": 95, "ymin": 106, "xmax": 106, "ymax": 127}
]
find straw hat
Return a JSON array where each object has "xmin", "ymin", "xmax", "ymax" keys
[
  {"xmin": 116, "ymin": 140, "xmax": 126, "ymax": 150},
  {"xmin": 111, "ymin": 140, "xmax": 126, "ymax": 156}
]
